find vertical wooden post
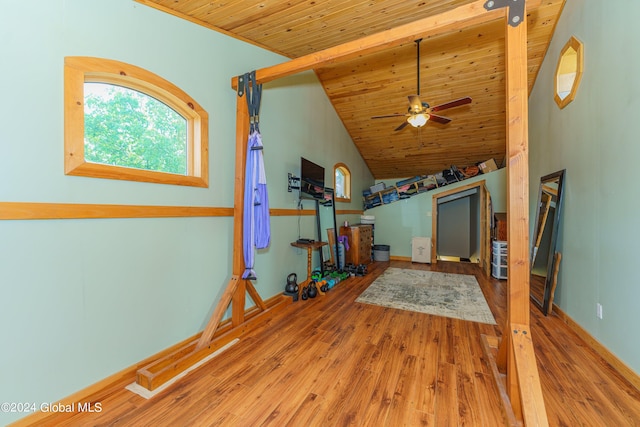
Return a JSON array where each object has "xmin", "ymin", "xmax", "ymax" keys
[
  {"xmin": 498, "ymin": 8, "xmax": 544, "ymax": 424},
  {"xmin": 232, "ymin": 82, "xmax": 250, "ymax": 326},
  {"xmin": 505, "ymin": 0, "xmax": 531, "ymax": 329},
  {"xmin": 503, "ymin": 14, "xmax": 529, "ymax": 420},
  {"xmin": 196, "ymin": 82, "xmax": 251, "ymax": 350}
]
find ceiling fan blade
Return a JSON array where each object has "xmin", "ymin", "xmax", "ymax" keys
[
  {"xmin": 408, "ymin": 95, "xmax": 423, "ymax": 113},
  {"xmin": 395, "ymin": 120, "xmax": 410, "ymax": 131},
  {"xmin": 428, "ymin": 114, "xmax": 452, "ymax": 124},
  {"xmin": 372, "ymin": 113, "xmax": 407, "ymax": 119},
  {"xmin": 430, "ymin": 96, "xmax": 472, "ymax": 112}
]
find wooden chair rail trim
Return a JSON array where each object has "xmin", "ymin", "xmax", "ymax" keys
[
  {"xmin": 0, "ymin": 202, "xmax": 360, "ymax": 220},
  {"xmin": 270, "ymin": 208, "xmax": 315, "ymax": 216},
  {"xmin": 0, "ymin": 202, "xmax": 233, "ymax": 220},
  {"xmin": 9, "ymin": 293, "xmax": 288, "ymax": 427},
  {"xmin": 271, "ymin": 208, "xmax": 363, "ymax": 216},
  {"xmin": 336, "ymin": 209, "xmax": 364, "ymax": 215}
]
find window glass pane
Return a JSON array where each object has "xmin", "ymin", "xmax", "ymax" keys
[
  {"xmin": 83, "ymin": 82, "xmax": 188, "ymax": 174},
  {"xmin": 335, "ymin": 169, "xmax": 345, "ymax": 198}
]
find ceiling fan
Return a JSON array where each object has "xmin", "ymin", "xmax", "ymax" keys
[{"xmin": 371, "ymin": 39, "xmax": 472, "ymax": 131}]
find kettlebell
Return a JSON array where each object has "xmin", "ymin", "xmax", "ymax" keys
[
  {"xmin": 307, "ymin": 282, "xmax": 318, "ymax": 298},
  {"xmin": 301, "ymin": 287, "xmax": 309, "ymax": 300},
  {"xmin": 285, "ymin": 273, "xmax": 298, "ymax": 293}
]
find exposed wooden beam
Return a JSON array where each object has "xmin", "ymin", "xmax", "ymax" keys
[
  {"xmin": 512, "ymin": 325, "xmax": 549, "ymax": 426},
  {"xmin": 246, "ymin": 280, "xmax": 267, "ymax": 311},
  {"xmin": 233, "ymin": 84, "xmax": 250, "ymax": 275},
  {"xmin": 498, "ymin": 4, "xmax": 548, "ymax": 424},
  {"xmin": 231, "ymin": 76, "xmax": 251, "ymax": 327},
  {"xmin": 137, "ymin": 293, "xmax": 290, "ymax": 390},
  {"xmin": 196, "ymin": 275, "xmax": 241, "ymax": 351},
  {"xmin": 231, "ymin": 0, "xmax": 541, "ymax": 88},
  {"xmin": 504, "ymin": 12, "xmax": 531, "ymax": 330}
]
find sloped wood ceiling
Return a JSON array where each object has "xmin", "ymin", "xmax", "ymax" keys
[{"xmin": 136, "ymin": 0, "xmax": 565, "ymax": 179}]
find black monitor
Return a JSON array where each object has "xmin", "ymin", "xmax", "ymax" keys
[{"xmin": 300, "ymin": 157, "xmax": 325, "ymax": 200}]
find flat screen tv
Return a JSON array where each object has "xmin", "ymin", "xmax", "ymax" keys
[{"xmin": 300, "ymin": 157, "xmax": 325, "ymax": 200}]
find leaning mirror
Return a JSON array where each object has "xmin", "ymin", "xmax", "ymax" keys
[
  {"xmin": 530, "ymin": 170, "xmax": 566, "ymax": 314},
  {"xmin": 318, "ymin": 187, "xmax": 340, "ymax": 270}
]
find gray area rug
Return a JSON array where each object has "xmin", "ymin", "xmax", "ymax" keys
[{"xmin": 355, "ymin": 267, "xmax": 496, "ymax": 324}]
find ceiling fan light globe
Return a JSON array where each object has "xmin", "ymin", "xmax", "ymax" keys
[{"xmin": 407, "ymin": 113, "xmax": 429, "ymax": 127}]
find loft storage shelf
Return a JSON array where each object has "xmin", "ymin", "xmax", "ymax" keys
[
  {"xmin": 363, "ymin": 177, "xmax": 435, "ymax": 209},
  {"xmin": 363, "ymin": 160, "xmax": 501, "ymax": 210},
  {"xmin": 400, "ymin": 175, "xmax": 438, "ymax": 196},
  {"xmin": 363, "ymin": 175, "xmax": 440, "ymax": 209},
  {"xmin": 363, "ymin": 185, "xmax": 401, "ymax": 208}
]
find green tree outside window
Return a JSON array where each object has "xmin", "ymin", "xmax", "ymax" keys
[{"xmin": 84, "ymin": 83, "xmax": 188, "ymax": 175}]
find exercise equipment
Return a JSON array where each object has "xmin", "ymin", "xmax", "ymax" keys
[
  {"xmin": 307, "ymin": 282, "xmax": 318, "ymax": 298},
  {"xmin": 285, "ymin": 273, "xmax": 299, "ymax": 293},
  {"xmin": 356, "ymin": 264, "xmax": 368, "ymax": 276}
]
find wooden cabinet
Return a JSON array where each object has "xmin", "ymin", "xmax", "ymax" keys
[
  {"xmin": 340, "ymin": 224, "xmax": 373, "ymax": 265},
  {"xmin": 493, "ymin": 212, "xmax": 507, "ymax": 241}
]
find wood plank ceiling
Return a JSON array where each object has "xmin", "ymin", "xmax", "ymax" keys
[{"xmin": 136, "ymin": 0, "xmax": 566, "ymax": 179}]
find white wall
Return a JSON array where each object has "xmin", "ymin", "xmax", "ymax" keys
[
  {"xmin": 529, "ymin": 0, "xmax": 640, "ymax": 374},
  {"xmin": 0, "ymin": 1, "xmax": 372, "ymax": 424}
]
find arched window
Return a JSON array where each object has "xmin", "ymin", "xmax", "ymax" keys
[
  {"xmin": 334, "ymin": 163, "xmax": 351, "ymax": 202},
  {"xmin": 64, "ymin": 56, "xmax": 208, "ymax": 187}
]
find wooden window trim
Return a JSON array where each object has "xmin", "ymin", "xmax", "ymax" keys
[
  {"xmin": 64, "ymin": 56, "xmax": 209, "ymax": 187},
  {"xmin": 334, "ymin": 162, "xmax": 351, "ymax": 202},
  {"xmin": 554, "ymin": 36, "xmax": 584, "ymax": 109}
]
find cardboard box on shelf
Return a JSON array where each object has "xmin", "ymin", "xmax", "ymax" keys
[{"xmin": 478, "ymin": 158, "xmax": 498, "ymax": 174}]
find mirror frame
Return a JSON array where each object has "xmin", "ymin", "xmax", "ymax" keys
[
  {"xmin": 530, "ymin": 169, "xmax": 566, "ymax": 314},
  {"xmin": 318, "ymin": 187, "xmax": 341, "ymax": 271}
]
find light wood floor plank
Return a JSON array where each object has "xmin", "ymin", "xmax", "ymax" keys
[
  {"xmin": 435, "ymin": 361, "xmax": 459, "ymax": 426},
  {"xmin": 22, "ymin": 260, "xmax": 640, "ymax": 426}
]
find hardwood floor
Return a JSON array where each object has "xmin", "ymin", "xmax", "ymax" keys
[{"xmin": 43, "ymin": 261, "xmax": 640, "ymax": 426}]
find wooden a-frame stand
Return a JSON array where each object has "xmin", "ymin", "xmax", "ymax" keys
[
  {"xmin": 135, "ymin": 87, "xmax": 291, "ymax": 392},
  {"xmin": 138, "ymin": 1, "xmax": 549, "ymax": 424}
]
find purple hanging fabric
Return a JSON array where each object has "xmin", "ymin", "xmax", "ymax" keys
[
  {"xmin": 241, "ymin": 72, "xmax": 270, "ymax": 280},
  {"xmin": 338, "ymin": 235, "xmax": 349, "ymax": 251},
  {"xmin": 252, "ymin": 133, "xmax": 270, "ymax": 249}
]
